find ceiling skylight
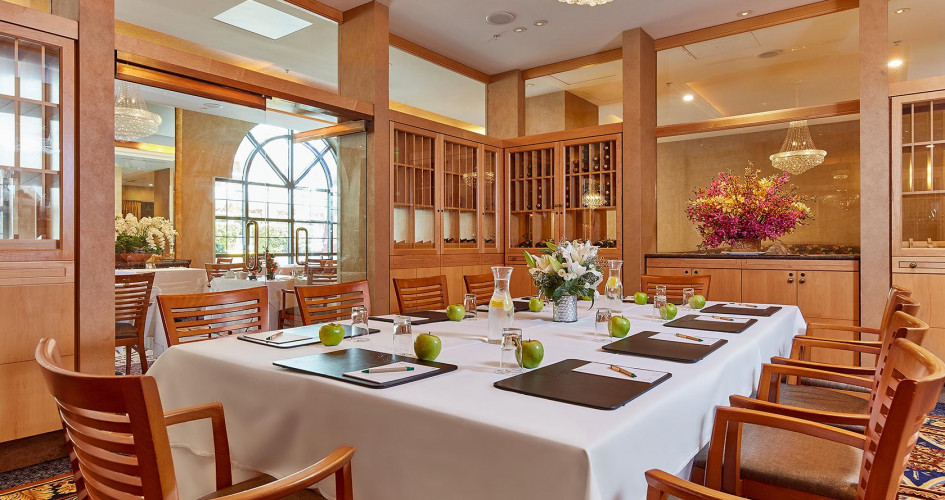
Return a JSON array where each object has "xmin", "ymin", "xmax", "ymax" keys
[{"xmin": 213, "ymin": 0, "xmax": 312, "ymax": 40}]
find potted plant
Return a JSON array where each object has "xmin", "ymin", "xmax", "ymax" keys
[
  {"xmin": 523, "ymin": 240, "xmax": 603, "ymax": 322},
  {"xmin": 115, "ymin": 214, "xmax": 178, "ymax": 265},
  {"xmin": 264, "ymin": 250, "xmax": 278, "ymax": 280},
  {"xmin": 686, "ymin": 164, "xmax": 811, "ymax": 253}
]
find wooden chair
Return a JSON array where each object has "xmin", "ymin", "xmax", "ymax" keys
[
  {"xmin": 205, "ymin": 263, "xmax": 245, "ymax": 283},
  {"xmin": 463, "ymin": 273, "xmax": 494, "ymax": 306},
  {"xmin": 640, "ymin": 274, "xmax": 711, "ymax": 301},
  {"xmin": 295, "ymin": 281, "xmax": 371, "ymax": 326},
  {"xmin": 157, "ymin": 287, "xmax": 269, "ymax": 346},
  {"xmin": 215, "ymin": 257, "xmax": 234, "ymax": 264},
  {"xmin": 280, "ymin": 288, "xmax": 302, "ymax": 329},
  {"xmin": 393, "ymin": 275, "xmax": 449, "ymax": 313},
  {"xmin": 115, "ymin": 272, "xmax": 155, "ymax": 374},
  {"xmin": 35, "ymin": 338, "xmax": 354, "ymax": 500},
  {"xmin": 693, "ymin": 338, "xmax": 945, "ymax": 500},
  {"xmin": 644, "ymin": 469, "xmax": 745, "ymax": 500}
]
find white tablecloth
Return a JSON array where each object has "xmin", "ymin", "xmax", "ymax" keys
[
  {"xmin": 208, "ymin": 277, "xmax": 298, "ymax": 331},
  {"xmin": 148, "ymin": 301, "xmax": 805, "ymax": 500},
  {"xmin": 116, "ymin": 268, "xmax": 208, "ymax": 356}
]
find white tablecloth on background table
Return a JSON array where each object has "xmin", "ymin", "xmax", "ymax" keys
[
  {"xmin": 148, "ymin": 301, "xmax": 805, "ymax": 500},
  {"xmin": 208, "ymin": 276, "xmax": 298, "ymax": 331},
  {"xmin": 115, "ymin": 268, "xmax": 208, "ymax": 356}
]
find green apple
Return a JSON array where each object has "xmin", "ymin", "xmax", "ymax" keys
[
  {"xmin": 659, "ymin": 303, "xmax": 678, "ymax": 320},
  {"xmin": 318, "ymin": 323, "xmax": 345, "ymax": 346},
  {"xmin": 446, "ymin": 304, "xmax": 466, "ymax": 321},
  {"xmin": 516, "ymin": 339, "xmax": 544, "ymax": 369},
  {"xmin": 528, "ymin": 297, "xmax": 544, "ymax": 312},
  {"xmin": 633, "ymin": 292, "xmax": 648, "ymax": 305},
  {"xmin": 414, "ymin": 333, "xmax": 442, "ymax": 361},
  {"xmin": 609, "ymin": 316, "xmax": 631, "ymax": 338},
  {"xmin": 688, "ymin": 294, "xmax": 707, "ymax": 309}
]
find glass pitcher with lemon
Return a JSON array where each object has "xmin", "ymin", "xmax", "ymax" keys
[
  {"xmin": 488, "ymin": 266, "xmax": 515, "ymax": 344},
  {"xmin": 604, "ymin": 260, "xmax": 624, "ymax": 309}
]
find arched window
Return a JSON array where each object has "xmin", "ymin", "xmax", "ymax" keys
[{"xmin": 214, "ymin": 124, "xmax": 338, "ymax": 262}]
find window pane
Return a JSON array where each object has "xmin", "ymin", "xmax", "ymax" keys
[
  {"xmin": 19, "ymin": 101, "xmax": 43, "ymax": 169},
  {"xmin": 0, "ymin": 171, "xmax": 58, "ymax": 240},
  {"xmin": 262, "ymin": 138, "xmax": 289, "ymax": 179},
  {"xmin": 44, "ymin": 46, "xmax": 59, "ymax": 104},
  {"xmin": 0, "ymin": 98, "xmax": 13, "ymax": 166},
  {"xmin": 18, "ymin": 41, "xmax": 43, "ymax": 101},
  {"xmin": 247, "ymin": 153, "xmax": 284, "ymax": 185},
  {"xmin": 0, "ymin": 36, "xmax": 14, "ymax": 96}
]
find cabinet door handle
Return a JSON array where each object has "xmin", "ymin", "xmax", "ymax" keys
[
  {"xmin": 799, "ymin": 278, "xmax": 806, "ymax": 284},
  {"xmin": 693, "ymin": 269, "xmax": 699, "ymax": 275},
  {"xmin": 910, "ymin": 262, "xmax": 918, "ymax": 269},
  {"xmin": 788, "ymin": 278, "xmax": 794, "ymax": 283}
]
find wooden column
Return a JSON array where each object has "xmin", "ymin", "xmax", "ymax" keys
[
  {"xmin": 338, "ymin": 1, "xmax": 390, "ymax": 313},
  {"xmin": 622, "ymin": 28, "xmax": 657, "ymax": 290},
  {"xmin": 487, "ymin": 70, "xmax": 525, "ymax": 138},
  {"xmin": 859, "ymin": 0, "xmax": 889, "ymax": 326},
  {"xmin": 75, "ymin": 0, "xmax": 115, "ymax": 374}
]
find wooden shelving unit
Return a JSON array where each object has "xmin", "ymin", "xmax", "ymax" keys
[
  {"xmin": 392, "ymin": 126, "xmax": 437, "ymax": 253},
  {"xmin": 442, "ymin": 138, "xmax": 479, "ymax": 251},
  {"xmin": 562, "ymin": 137, "xmax": 619, "ymax": 248},
  {"xmin": 507, "ymin": 145, "xmax": 556, "ymax": 250}
]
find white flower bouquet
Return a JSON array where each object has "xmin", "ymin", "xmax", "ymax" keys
[
  {"xmin": 115, "ymin": 213, "xmax": 178, "ymax": 255},
  {"xmin": 523, "ymin": 240, "xmax": 603, "ymax": 303}
]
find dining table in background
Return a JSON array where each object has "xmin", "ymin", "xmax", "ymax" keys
[
  {"xmin": 208, "ymin": 276, "xmax": 298, "ymax": 331},
  {"xmin": 148, "ymin": 300, "xmax": 806, "ymax": 500}
]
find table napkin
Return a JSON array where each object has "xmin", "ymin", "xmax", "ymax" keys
[
  {"xmin": 572, "ymin": 363, "xmax": 667, "ymax": 383},
  {"xmin": 342, "ymin": 361, "xmax": 436, "ymax": 383},
  {"xmin": 242, "ymin": 331, "xmax": 311, "ymax": 344},
  {"xmin": 649, "ymin": 332, "xmax": 719, "ymax": 345}
]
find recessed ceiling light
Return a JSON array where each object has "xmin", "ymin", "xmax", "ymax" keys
[
  {"xmin": 758, "ymin": 50, "xmax": 783, "ymax": 59},
  {"xmin": 889, "ymin": 58, "xmax": 905, "ymax": 68},
  {"xmin": 894, "ymin": 7, "xmax": 911, "ymax": 14},
  {"xmin": 682, "ymin": 94, "xmax": 695, "ymax": 102},
  {"xmin": 737, "ymin": 10, "xmax": 752, "ymax": 17},
  {"xmin": 148, "ymin": 183, "xmax": 154, "ymax": 187},
  {"xmin": 213, "ymin": 0, "xmax": 312, "ymax": 40},
  {"xmin": 534, "ymin": 20, "xmax": 549, "ymax": 26},
  {"xmin": 513, "ymin": 26, "xmax": 527, "ymax": 33},
  {"xmin": 485, "ymin": 11, "xmax": 516, "ymax": 25}
]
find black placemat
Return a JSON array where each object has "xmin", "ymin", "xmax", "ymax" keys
[
  {"xmin": 622, "ymin": 297, "xmax": 686, "ymax": 305},
  {"xmin": 369, "ymin": 310, "xmax": 452, "ymax": 325},
  {"xmin": 699, "ymin": 304, "xmax": 782, "ymax": 317},
  {"xmin": 663, "ymin": 314, "xmax": 757, "ymax": 333},
  {"xmin": 493, "ymin": 359, "xmax": 671, "ymax": 410},
  {"xmin": 273, "ymin": 348, "xmax": 457, "ymax": 388},
  {"xmin": 476, "ymin": 299, "xmax": 533, "ymax": 313},
  {"xmin": 602, "ymin": 331, "xmax": 728, "ymax": 363},
  {"xmin": 238, "ymin": 324, "xmax": 380, "ymax": 348}
]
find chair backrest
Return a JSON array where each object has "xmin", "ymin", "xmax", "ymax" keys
[
  {"xmin": 35, "ymin": 338, "xmax": 181, "ymax": 500},
  {"xmin": 393, "ymin": 275, "xmax": 449, "ymax": 313},
  {"xmin": 115, "ymin": 272, "xmax": 155, "ymax": 328},
  {"xmin": 870, "ymin": 308, "xmax": 928, "ymax": 390},
  {"xmin": 640, "ymin": 274, "xmax": 711, "ymax": 300},
  {"xmin": 215, "ymin": 257, "xmax": 234, "ymax": 264},
  {"xmin": 157, "ymin": 287, "xmax": 269, "ymax": 346},
  {"xmin": 205, "ymin": 263, "xmax": 245, "ymax": 282},
  {"xmin": 876, "ymin": 286, "xmax": 914, "ymax": 339},
  {"xmin": 295, "ymin": 281, "xmax": 371, "ymax": 325},
  {"xmin": 860, "ymin": 337, "xmax": 945, "ymax": 500},
  {"xmin": 463, "ymin": 273, "xmax": 494, "ymax": 306}
]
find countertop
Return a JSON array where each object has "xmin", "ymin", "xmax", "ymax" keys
[{"xmin": 645, "ymin": 252, "xmax": 860, "ymax": 261}]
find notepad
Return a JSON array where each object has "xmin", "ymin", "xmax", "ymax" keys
[
  {"xmin": 572, "ymin": 363, "xmax": 667, "ymax": 384},
  {"xmin": 342, "ymin": 361, "xmax": 437, "ymax": 384},
  {"xmin": 721, "ymin": 303, "xmax": 761, "ymax": 309},
  {"xmin": 649, "ymin": 332, "xmax": 719, "ymax": 345},
  {"xmin": 241, "ymin": 331, "xmax": 311, "ymax": 344},
  {"xmin": 697, "ymin": 315, "xmax": 750, "ymax": 324}
]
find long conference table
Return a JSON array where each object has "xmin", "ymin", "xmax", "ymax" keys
[{"xmin": 148, "ymin": 299, "xmax": 805, "ymax": 500}]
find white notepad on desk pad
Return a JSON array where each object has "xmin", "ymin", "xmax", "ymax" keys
[
  {"xmin": 695, "ymin": 315, "xmax": 750, "ymax": 324},
  {"xmin": 342, "ymin": 362, "xmax": 436, "ymax": 384},
  {"xmin": 242, "ymin": 331, "xmax": 311, "ymax": 344},
  {"xmin": 573, "ymin": 363, "xmax": 667, "ymax": 384},
  {"xmin": 649, "ymin": 332, "xmax": 719, "ymax": 345},
  {"xmin": 371, "ymin": 314, "xmax": 427, "ymax": 322}
]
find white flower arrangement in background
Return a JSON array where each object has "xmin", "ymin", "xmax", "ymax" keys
[
  {"xmin": 524, "ymin": 240, "xmax": 603, "ymax": 303},
  {"xmin": 115, "ymin": 213, "xmax": 178, "ymax": 255}
]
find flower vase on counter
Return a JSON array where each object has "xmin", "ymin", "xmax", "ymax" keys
[{"xmin": 523, "ymin": 240, "xmax": 603, "ymax": 323}]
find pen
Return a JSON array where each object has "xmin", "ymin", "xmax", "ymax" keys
[
  {"xmin": 265, "ymin": 331, "xmax": 283, "ymax": 341},
  {"xmin": 734, "ymin": 303, "xmax": 759, "ymax": 308},
  {"xmin": 609, "ymin": 365, "xmax": 637, "ymax": 378},
  {"xmin": 362, "ymin": 366, "xmax": 415, "ymax": 374},
  {"xmin": 711, "ymin": 315, "xmax": 736, "ymax": 322},
  {"xmin": 675, "ymin": 333, "xmax": 704, "ymax": 342}
]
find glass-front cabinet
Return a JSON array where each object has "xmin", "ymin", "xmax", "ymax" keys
[
  {"xmin": 893, "ymin": 90, "xmax": 945, "ymax": 258},
  {"xmin": 391, "ymin": 126, "xmax": 437, "ymax": 253},
  {"xmin": 441, "ymin": 138, "xmax": 478, "ymax": 251},
  {"xmin": 561, "ymin": 137, "xmax": 620, "ymax": 248},
  {"xmin": 481, "ymin": 146, "xmax": 500, "ymax": 251},
  {"xmin": 507, "ymin": 144, "xmax": 556, "ymax": 250}
]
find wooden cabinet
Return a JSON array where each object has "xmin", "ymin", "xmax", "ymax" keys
[{"xmin": 644, "ymin": 259, "xmax": 742, "ymax": 302}]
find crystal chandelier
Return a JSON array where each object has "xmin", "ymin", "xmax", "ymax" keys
[
  {"xmin": 581, "ymin": 180, "xmax": 605, "ymax": 209},
  {"xmin": 114, "ymin": 81, "xmax": 162, "ymax": 142},
  {"xmin": 769, "ymin": 120, "xmax": 826, "ymax": 175},
  {"xmin": 558, "ymin": 0, "xmax": 614, "ymax": 5}
]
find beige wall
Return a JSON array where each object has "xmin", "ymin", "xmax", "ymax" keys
[
  {"xmin": 121, "ymin": 185, "xmax": 154, "ymax": 202},
  {"xmin": 525, "ymin": 91, "xmax": 599, "ymax": 135},
  {"xmin": 656, "ymin": 118, "xmax": 861, "ymax": 252}
]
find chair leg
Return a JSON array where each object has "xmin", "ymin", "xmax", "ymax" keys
[
  {"xmin": 125, "ymin": 345, "xmax": 132, "ymax": 375},
  {"xmin": 138, "ymin": 343, "xmax": 149, "ymax": 373}
]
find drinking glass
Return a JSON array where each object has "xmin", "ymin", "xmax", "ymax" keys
[
  {"xmin": 682, "ymin": 288, "xmax": 695, "ymax": 310},
  {"xmin": 392, "ymin": 316, "xmax": 413, "ymax": 356},
  {"xmin": 496, "ymin": 328, "xmax": 523, "ymax": 374},
  {"xmin": 595, "ymin": 308, "xmax": 612, "ymax": 342},
  {"xmin": 350, "ymin": 306, "xmax": 370, "ymax": 343},
  {"xmin": 654, "ymin": 295, "xmax": 668, "ymax": 322},
  {"xmin": 463, "ymin": 293, "xmax": 478, "ymax": 319},
  {"xmin": 653, "ymin": 285, "xmax": 667, "ymax": 319}
]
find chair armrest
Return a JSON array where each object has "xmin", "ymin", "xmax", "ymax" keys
[
  {"xmin": 644, "ymin": 469, "xmax": 745, "ymax": 500},
  {"xmin": 728, "ymin": 395, "xmax": 869, "ymax": 429},
  {"xmin": 165, "ymin": 403, "xmax": 232, "ymax": 490},
  {"xmin": 215, "ymin": 446, "xmax": 355, "ymax": 500},
  {"xmin": 704, "ymin": 406, "xmax": 866, "ymax": 492},
  {"xmin": 756, "ymin": 363, "xmax": 873, "ymax": 403},
  {"xmin": 769, "ymin": 357, "xmax": 877, "ymax": 377},
  {"xmin": 789, "ymin": 336, "xmax": 882, "ymax": 363},
  {"xmin": 806, "ymin": 323, "xmax": 881, "ymax": 337}
]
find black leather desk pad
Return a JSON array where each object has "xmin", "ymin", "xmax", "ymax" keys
[
  {"xmin": 663, "ymin": 314, "xmax": 757, "ymax": 333},
  {"xmin": 274, "ymin": 348, "xmax": 457, "ymax": 388},
  {"xmin": 602, "ymin": 331, "xmax": 727, "ymax": 363},
  {"xmin": 699, "ymin": 304, "xmax": 782, "ymax": 317},
  {"xmin": 238, "ymin": 324, "xmax": 380, "ymax": 348}
]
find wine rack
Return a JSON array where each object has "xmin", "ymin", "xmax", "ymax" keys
[
  {"xmin": 562, "ymin": 138, "xmax": 619, "ymax": 248},
  {"xmin": 508, "ymin": 145, "xmax": 556, "ymax": 249},
  {"xmin": 392, "ymin": 127, "xmax": 436, "ymax": 251},
  {"xmin": 482, "ymin": 147, "xmax": 499, "ymax": 251},
  {"xmin": 442, "ymin": 139, "xmax": 479, "ymax": 250}
]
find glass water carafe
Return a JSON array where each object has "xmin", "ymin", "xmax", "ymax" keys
[
  {"xmin": 488, "ymin": 266, "xmax": 514, "ymax": 344},
  {"xmin": 604, "ymin": 260, "xmax": 624, "ymax": 308}
]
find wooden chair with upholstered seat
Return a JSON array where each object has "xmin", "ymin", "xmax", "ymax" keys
[
  {"xmin": 294, "ymin": 281, "xmax": 372, "ymax": 326},
  {"xmin": 115, "ymin": 272, "xmax": 155, "ymax": 374},
  {"xmin": 215, "ymin": 257, "xmax": 234, "ymax": 264},
  {"xmin": 393, "ymin": 275, "xmax": 449, "ymax": 314},
  {"xmin": 205, "ymin": 263, "xmax": 245, "ymax": 283},
  {"xmin": 689, "ymin": 336, "xmax": 944, "ymax": 500},
  {"xmin": 640, "ymin": 275, "xmax": 711, "ymax": 301},
  {"xmin": 463, "ymin": 273, "xmax": 494, "ymax": 306},
  {"xmin": 157, "ymin": 287, "xmax": 269, "ymax": 346},
  {"xmin": 35, "ymin": 338, "xmax": 354, "ymax": 500},
  {"xmin": 644, "ymin": 469, "xmax": 745, "ymax": 500}
]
